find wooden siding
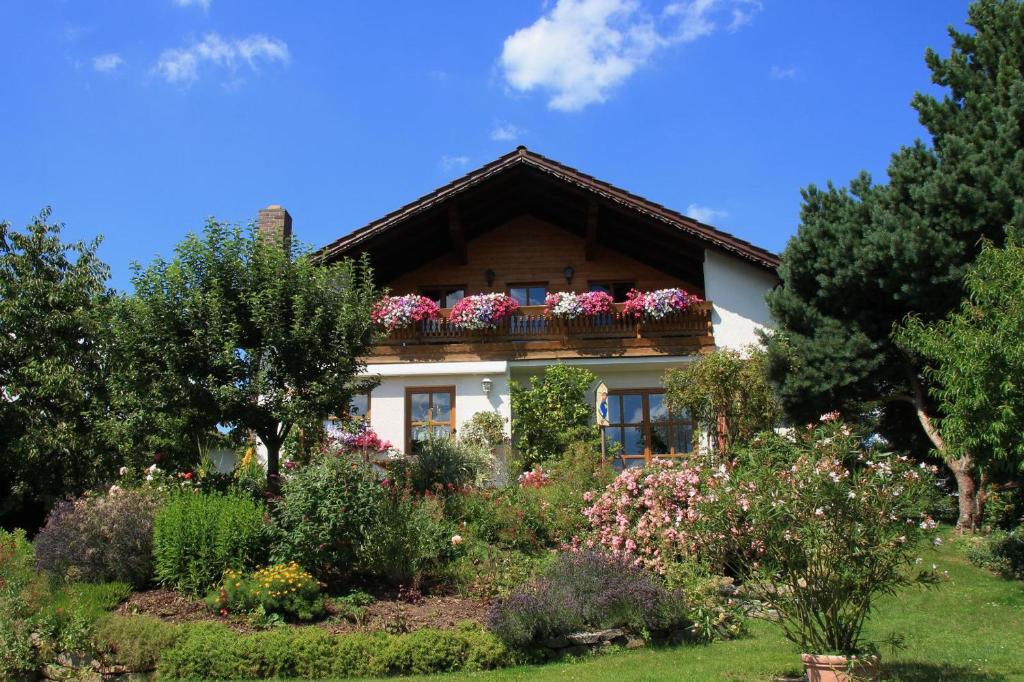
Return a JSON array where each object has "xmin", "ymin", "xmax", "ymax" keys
[{"xmin": 384, "ymin": 214, "xmax": 705, "ymax": 298}]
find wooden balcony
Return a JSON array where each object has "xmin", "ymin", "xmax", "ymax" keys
[{"xmin": 365, "ymin": 302, "xmax": 715, "ymax": 363}]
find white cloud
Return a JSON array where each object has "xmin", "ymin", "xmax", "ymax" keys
[
  {"xmin": 501, "ymin": 0, "xmax": 761, "ymax": 111},
  {"xmin": 440, "ymin": 155, "xmax": 471, "ymax": 171},
  {"xmin": 491, "ymin": 121, "xmax": 525, "ymax": 141},
  {"xmin": 172, "ymin": 0, "xmax": 211, "ymax": 9},
  {"xmin": 92, "ymin": 53, "xmax": 124, "ymax": 73},
  {"xmin": 153, "ymin": 33, "xmax": 289, "ymax": 85},
  {"xmin": 770, "ymin": 65, "xmax": 797, "ymax": 80},
  {"xmin": 686, "ymin": 203, "xmax": 728, "ymax": 224}
]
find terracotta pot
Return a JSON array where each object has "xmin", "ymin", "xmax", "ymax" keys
[{"xmin": 801, "ymin": 653, "xmax": 880, "ymax": 682}]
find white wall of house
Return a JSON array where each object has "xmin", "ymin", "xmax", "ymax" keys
[
  {"xmin": 702, "ymin": 249, "xmax": 777, "ymax": 351},
  {"xmin": 364, "ymin": 361, "xmax": 512, "ymax": 454}
]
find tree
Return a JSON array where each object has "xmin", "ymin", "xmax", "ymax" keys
[
  {"xmin": 0, "ymin": 209, "xmax": 112, "ymax": 530},
  {"xmin": 662, "ymin": 347, "xmax": 780, "ymax": 455},
  {"xmin": 113, "ymin": 220, "xmax": 377, "ymax": 487},
  {"xmin": 763, "ymin": 0, "xmax": 1024, "ymax": 530},
  {"xmin": 896, "ymin": 238, "xmax": 1024, "ymax": 479},
  {"xmin": 510, "ymin": 363, "xmax": 597, "ymax": 468}
]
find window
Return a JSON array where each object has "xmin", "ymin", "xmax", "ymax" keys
[
  {"xmin": 589, "ymin": 281, "xmax": 634, "ymax": 303},
  {"xmin": 346, "ymin": 393, "xmax": 371, "ymax": 423},
  {"xmin": 508, "ymin": 283, "xmax": 548, "ymax": 306},
  {"xmin": 604, "ymin": 389, "xmax": 694, "ymax": 470},
  {"xmin": 324, "ymin": 392, "xmax": 371, "ymax": 431},
  {"xmin": 420, "ymin": 286, "xmax": 465, "ymax": 308},
  {"xmin": 406, "ymin": 387, "xmax": 455, "ymax": 453}
]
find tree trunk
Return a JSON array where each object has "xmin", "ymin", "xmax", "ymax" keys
[
  {"xmin": 263, "ymin": 436, "xmax": 282, "ymax": 494},
  {"xmin": 948, "ymin": 454, "xmax": 979, "ymax": 532},
  {"xmin": 903, "ymin": 371, "xmax": 980, "ymax": 532}
]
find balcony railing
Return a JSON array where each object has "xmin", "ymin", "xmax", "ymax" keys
[{"xmin": 369, "ymin": 302, "xmax": 714, "ymax": 360}]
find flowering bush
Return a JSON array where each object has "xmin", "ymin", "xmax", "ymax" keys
[
  {"xmin": 34, "ymin": 489, "xmax": 162, "ymax": 588},
  {"xmin": 579, "ymin": 459, "xmax": 726, "ymax": 574},
  {"xmin": 326, "ymin": 424, "xmax": 394, "ymax": 457},
  {"xmin": 518, "ymin": 466, "xmax": 549, "ymax": 489},
  {"xmin": 208, "ymin": 562, "xmax": 325, "ymax": 622},
  {"xmin": 623, "ymin": 287, "xmax": 702, "ymax": 320},
  {"xmin": 697, "ymin": 419, "xmax": 943, "ymax": 656},
  {"xmin": 543, "ymin": 290, "xmax": 615, "ymax": 319},
  {"xmin": 448, "ymin": 293, "xmax": 519, "ymax": 330},
  {"xmin": 486, "ymin": 551, "xmax": 691, "ymax": 648},
  {"xmin": 371, "ymin": 294, "xmax": 440, "ymax": 331}
]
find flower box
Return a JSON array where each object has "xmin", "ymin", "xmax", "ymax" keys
[
  {"xmin": 623, "ymin": 288, "xmax": 702, "ymax": 320},
  {"xmin": 543, "ymin": 290, "xmax": 615, "ymax": 320},
  {"xmin": 371, "ymin": 294, "xmax": 440, "ymax": 331},
  {"xmin": 448, "ymin": 293, "xmax": 520, "ymax": 330}
]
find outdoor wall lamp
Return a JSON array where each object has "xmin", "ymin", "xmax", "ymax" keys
[
  {"xmin": 481, "ymin": 376, "xmax": 493, "ymax": 396},
  {"xmin": 563, "ymin": 265, "xmax": 575, "ymax": 285},
  {"xmin": 484, "ymin": 268, "xmax": 496, "ymax": 287}
]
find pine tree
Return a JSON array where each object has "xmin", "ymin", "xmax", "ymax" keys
[{"xmin": 765, "ymin": 0, "xmax": 1024, "ymax": 530}]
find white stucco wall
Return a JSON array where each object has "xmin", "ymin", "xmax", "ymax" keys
[
  {"xmin": 364, "ymin": 361, "xmax": 512, "ymax": 454},
  {"xmin": 702, "ymin": 249, "xmax": 778, "ymax": 351}
]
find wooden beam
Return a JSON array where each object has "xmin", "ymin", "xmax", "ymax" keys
[
  {"xmin": 585, "ymin": 199, "xmax": 598, "ymax": 261},
  {"xmin": 448, "ymin": 204, "xmax": 467, "ymax": 265}
]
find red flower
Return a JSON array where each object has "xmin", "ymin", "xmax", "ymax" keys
[{"xmin": 183, "ymin": 472, "xmax": 193, "ymax": 480}]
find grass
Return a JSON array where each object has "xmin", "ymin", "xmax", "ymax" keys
[{"xmin": 380, "ymin": 531, "xmax": 1024, "ymax": 682}]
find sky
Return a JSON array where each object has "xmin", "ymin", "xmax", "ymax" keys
[{"xmin": 0, "ymin": 0, "xmax": 972, "ymax": 291}]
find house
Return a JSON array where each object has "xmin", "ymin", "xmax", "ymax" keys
[{"xmin": 269, "ymin": 147, "xmax": 779, "ymax": 469}]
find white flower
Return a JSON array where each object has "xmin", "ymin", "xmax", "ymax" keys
[
  {"xmin": 848, "ymin": 491, "xmax": 856, "ymax": 499},
  {"xmin": 451, "ymin": 534, "xmax": 463, "ymax": 546},
  {"xmin": 118, "ymin": 466, "xmax": 129, "ymax": 476},
  {"xmin": 933, "ymin": 537, "xmax": 943, "ymax": 546},
  {"xmin": 108, "ymin": 484, "xmax": 123, "ymax": 496}
]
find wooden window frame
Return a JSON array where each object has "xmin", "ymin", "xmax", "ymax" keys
[
  {"xmin": 506, "ymin": 282, "xmax": 549, "ymax": 307},
  {"xmin": 418, "ymin": 285, "xmax": 467, "ymax": 309},
  {"xmin": 605, "ymin": 388, "xmax": 695, "ymax": 467},
  {"xmin": 405, "ymin": 386, "xmax": 456, "ymax": 453}
]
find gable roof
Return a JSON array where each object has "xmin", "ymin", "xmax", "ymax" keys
[{"xmin": 320, "ymin": 147, "xmax": 780, "ymax": 275}]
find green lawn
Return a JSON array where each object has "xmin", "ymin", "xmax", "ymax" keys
[{"xmin": 386, "ymin": 533, "xmax": 1024, "ymax": 682}]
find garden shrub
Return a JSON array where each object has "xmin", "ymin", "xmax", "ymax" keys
[
  {"xmin": 157, "ymin": 620, "xmax": 509, "ymax": 679},
  {"xmin": 663, "ymin": 560, "xmax": 745, "ymax": 641},
  {"xmin": 358, "ymin": 488, "xmax": 460, "ymax": 587},
  {"xmin": 459, "ymin": 484, "xmax": 553, "ymax": 551},
  {"xmin": 966, "ymin": 526, "xmax": 1024, "ymax": 580},
  {"xmin": 1, "ymin": 529, "xmax": 133, "ymax": 677},
  {"xmin": 580, "ymin": 458, "xmax": 725, "ymax": 574},
  {"xmin": 153, "ymin": 490, "xmax": 268, "ymax": 594},
  {"xmin": 92, "ymin": 614, "xmax": 181, "ymax": 671},
  {"xmin": 696, "ymin": 418, "xmax": 943, "ymax": 656},
  {"xmin": 487, "ymin": 551, "xmax": 691, "ymax": 648},
  {"xmin": 531, "ymin": 442, "xmax": 616, "ymax": 545},
  {"xmin": 271, "ymin": 453, "xmax": 386, "ymax": 586},
  {"xmin": 510, "ymin": 364, "xmax": 598, "ymax": 468},
  {"xmin": 395, "ymin": 433, "xmax": 486, "ymax": 495},
  {"xmin": 207, "ymin": 562, "xmax": 325, "ymax": 621},
  {"xmin": 34, "ymin": 488, "xmax": 161, "ymax": 587}
]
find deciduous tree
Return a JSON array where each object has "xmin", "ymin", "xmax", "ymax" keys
[{"xmin": 112, "ymin": 220, "xmax": 376, "ymax": 487}]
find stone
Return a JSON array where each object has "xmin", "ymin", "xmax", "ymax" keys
[
  {"xmin": 624, "ymin": 635, "xmax": 646, "ymax": 650},
  {"xmin": 567, "ymin": 631, "xmax": 603, "ymax": 645}
]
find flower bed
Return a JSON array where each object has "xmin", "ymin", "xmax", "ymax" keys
[
  {"xmin": 448, "ymin": 293, "xmax": 520, "ymax": 330},
  {"xmin": 543, "ymin": 291, "xmax": 615, "ymax": 320},
  {"xmin": 623, "ymin": 288, "xmax": 702, "ymax": 320},
  {"xmin": 371, "ymin": 294, "xmax": 440, "ymax": 331}
]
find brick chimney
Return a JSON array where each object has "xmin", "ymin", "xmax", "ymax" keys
[{"xmin": 257, "ymin": 204, "xmax": 292, "ymax": 248}]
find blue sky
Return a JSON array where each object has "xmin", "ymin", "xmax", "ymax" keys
[{"xmin": 0, "ymin": 0, "xmax": 970, "ymax": 291}]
